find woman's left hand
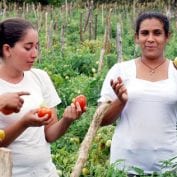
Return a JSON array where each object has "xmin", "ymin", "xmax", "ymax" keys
[
  {"xmin": 111, "ymin": 76, "xmax": 128, "ymax": 103},
  {"xmin": 62, "ymin": 102, "xmax": 83, "ymax": 123}
]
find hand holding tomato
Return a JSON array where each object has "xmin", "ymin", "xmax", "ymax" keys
[
  {"xmin": 73, "ymin": 95, "xmax": 87, "ymax": 112},
  {"xmin": 21, "ymin": 109, "xmax": 52, "ymax": 128},
  {"xmin": 37, "ymin": 107, "xmax": 52, "ymax": 119},
  {"xmin": 1, "ymin": 109, "xmax": 14, "ymax": 115}
]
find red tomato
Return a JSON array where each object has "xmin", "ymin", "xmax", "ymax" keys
[
  {"xmin": 0, "ymin": 109, "xmax": 14, "ymax": 115},
  {"xmin": 73, "ymin": 95, "xmax": 87, "ymax": 112},
  {"xmin": 37, "ymin": 107, "xmax": 52, "ymax": 118}
]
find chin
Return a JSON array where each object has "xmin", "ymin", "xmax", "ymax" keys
[
  {"xmin": 24, "ymin": 66, "xmax": 32, "ymax": 71},
  {"xmin": 147, "ymin": 56, "xmax": 157, "ymax": 60},
  {"xmin": 144, "ymin": 53, "xmax": 159, "ymax": 59}
]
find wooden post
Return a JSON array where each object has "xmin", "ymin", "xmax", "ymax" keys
[
  {"xmin": 60, "ymin": 24, "xmax": 65, "ymax": 54},
  {"xmin": 89, "ymin": 20, "xmax": 92, "ymax": 40},
  {"xmin": 70, "ymin": 102, "xmax": 110, "ymax": 177},
  {"xmin": 116, "ymin": 23, "xmax": 123, "ymax": 63},
  {"xmin": 2, "ymin": 0, "xmax": 7, "ymax": 19},
  {"xmin": 102, "ymin": 8, "xmax": 112, "ymax": 54},
  {"xmin": 22, "ymin": 2, "xmax": 26, "ymax": 18},
  {"xmin": 47, "ymin": 20, "xmax": 53, "ymax": 49},
  {"xmin": 80, "ymin": 12, "xmax": 83, "ymax": 42},
  {"xmin": 0, "ymin": 148, "xmax": 12, "ymax": 177},
  {"xmin": 98, "ymin": 48, "xmax": 105, "ymax": 73},
  {"xmin": 94, "ymin": 14, "xmax": 98, "ymax": 40},
  {"xmin": 65, "ymin": 0, "xmax": 68, "ymax": 22},
  {"xmin": 45, "ymin": 12, "xmax": 48, "ymax": 49},
  {"xmin": 101, "ymin": 4, "xmax": 104, "ymax": 26},
  {"xmin": 83, "ymin": 6, "xmax": 91, "ymax": 33}
]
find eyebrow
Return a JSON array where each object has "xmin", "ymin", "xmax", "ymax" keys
[
  {"xmin": 24, "ymin": 42, "xmax": 39, "ymax": 45},
  {"xmin": 140, "ymin": 28, "xmax": 162, "ymax": 31},
  {"xmin": 139, "ymin": 29, "xmax": 164, "ymax": 33}
]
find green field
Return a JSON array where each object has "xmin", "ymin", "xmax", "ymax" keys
[{"xmin": 1, "ymin": 1, "xmax": 177, "ymax": 176}]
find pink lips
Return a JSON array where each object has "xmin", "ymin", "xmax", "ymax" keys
[
  {"xmin": 145, "ymin": 46, "xmax": 157, "ymax": 50},
  {"xmin": 146, "ymin": 45, "xmax": 156, "ymax": 48},
  {"xmin": 27, "ymin": 61, "xmax": 35, "ymax": 64}
]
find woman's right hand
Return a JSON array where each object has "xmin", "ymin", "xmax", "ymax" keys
[
  {"xmin": 110, "ymin": 76, "xmax": 128, "ymax": 103},
  {"xmin": 21, "ymin": 109, "xmax": 52, "ymax": 128},
  {"xmin": 0, "ymin": 91, "xmax": 30, "ymax": 114}
]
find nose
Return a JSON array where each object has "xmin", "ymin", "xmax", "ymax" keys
[
  {"xmin": 31, "ymin": 48, "xmax": 38, "ymax": 58},
  {"xmin": 147, "ymin": 33, "xmax": 155, "ymax": 42}
]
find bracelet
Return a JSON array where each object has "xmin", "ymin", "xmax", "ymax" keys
[{"xmin": 0, "ymin": 129, "xmax": 5, "ymax": 142}]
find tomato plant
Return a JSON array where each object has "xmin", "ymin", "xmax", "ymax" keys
[
  {"xmin": 73, "ymin": 95, "xmax": 87, "ymax": 112},
  {"xmin": 37, "ymin": 107, "xmax": 52, "ymax": 118}
]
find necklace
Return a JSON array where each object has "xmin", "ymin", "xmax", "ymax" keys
[{"xmin": 140, "ymin": 58, "xmax": 166, "ymax": 75}]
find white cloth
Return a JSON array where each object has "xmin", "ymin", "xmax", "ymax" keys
[
  {"xmin": 98, "ymin": 60, "xmax": 177, "ymax": 174},
  {"xmin": 0, "ymin": 68, "xmax": 61, "ymax": 177}
]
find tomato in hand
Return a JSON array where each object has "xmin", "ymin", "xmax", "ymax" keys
[
  {"xmin": 37, "ymin": 107, "xmax": 52, "ymax": 118},
  {"xmin": 0, "ymin": 109, "xmax": 14, "ymax": 115},
  {"xmin": 73, "ymin": 95, "xmax": 87, "ymax": 112}
]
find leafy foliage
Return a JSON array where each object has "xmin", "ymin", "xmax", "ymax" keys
[{"xmin": 2, "ymin": 1, "xmax": 177, "ymax": 176}]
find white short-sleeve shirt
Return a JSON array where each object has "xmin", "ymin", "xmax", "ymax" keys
[
  {"xmin": 0, "ymin": 68, "xmax": 61, "ymax": 177},
  {"xmin": 98, "ymin": 59, "xmax": 177, "ymax": 174}
]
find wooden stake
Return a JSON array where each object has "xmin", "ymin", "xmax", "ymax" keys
[
  {"xmin": 89, "ymin": 20, "xmax": 92, "ymax": 40},
  {"xmin": 98, "ymin": 48, "xmax": 105, "ymax": 73},
  {"xmin": 32, "ymin": 3, "xmax": 37, "ymax": 18},
  {"xmin": 101, "ymin": 4, "xmax": 104, "ymax": 26},
  {"xmin": 60, "ymin": 24, "xmax": 65, "ymax": 54},
  {"xmin": 65, "ymin": 0, "xmax": 68, "ymax": 22},
  {"xmin": 70, "ymin": 102, "xmax": 110, "ymax": 177},
  {"xmin": 83, "ymin": 5, "xmax": 91, "ymax": 33},
  {"xmin": 2, "ymin": 0, "xmax": 7, "ymax": 19},
  {"xmin": 0, "ymin": 148, "xmax": 12, "ymax": 177},
  {"xmin": 80, "ymin": 12, "xmax": 83, "ymax": 42},
  {"xmin": 47, "ymin": 20, "xmax": 53, "ymax": 49},
  {"xmin": 116, "ymin": 23, "xmax": 123, "ymax": 63},
  {"xmin": 94, "ymin": 14, "xmax": 98, "ymax": 40},
  {"xmin": 45, "ymin": 12, "xmax": 48, "ymax": 48}
]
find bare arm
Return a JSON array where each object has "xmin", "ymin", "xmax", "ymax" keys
[
  {"xmin": 100, "ymin": 76, "xmax": 128, "ymax": 126},
  {"xmin": 0, "ymin": 109, "xmax": 51, "ymax": 147},
  {"xmin": 1, "ymin": 119, "xmax": 28, "ymax": 147},
  {"xmin": 100, "ymin": 99, "xmax": 126, "ymax": 126},
  {"xmin": 44, "ymin": 103, "xmax": 83, "ymax": 143}
]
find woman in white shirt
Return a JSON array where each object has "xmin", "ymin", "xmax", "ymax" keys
[
  {"xmin": 98, "ymin": 11, "xmax": 177, "ymax": 176},
  {"xmin": 0, "ymin": 17, "xmax": 85, "ymax": 177}
]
